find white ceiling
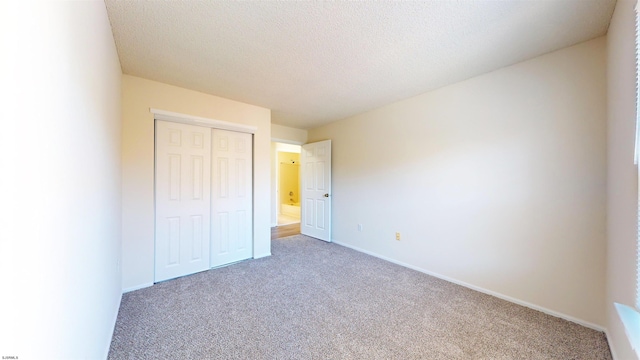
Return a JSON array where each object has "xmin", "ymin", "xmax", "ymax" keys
[{"xmin": 105, "ymin": 0, "xmax": 616, "ymax": 130}]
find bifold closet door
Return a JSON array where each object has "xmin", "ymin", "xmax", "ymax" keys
[
  {"xmin": 210, "ymin": 129, "xmax": 253, "ymax": 267},
  {"xmin": 155, "ymin": 120, "xmax": 212, "ymax": 282}
]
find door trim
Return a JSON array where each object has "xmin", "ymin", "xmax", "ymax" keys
[{"xmin": 151, "ymin": 108, "xmax": 257, "ymax": 134}]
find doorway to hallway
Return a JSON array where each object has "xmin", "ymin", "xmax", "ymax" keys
[{"xmin": 274, "ymin": 143, "xmax": 302, "ymax": 226}]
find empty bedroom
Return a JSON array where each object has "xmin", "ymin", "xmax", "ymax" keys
[{"xmin": 1, "ymin": 0, "xmax": 639, "ymax": 359}]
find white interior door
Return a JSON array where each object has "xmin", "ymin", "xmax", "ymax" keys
[
  {"xmin": 155, "ymin": 120, "xmax": 211, "ymax": 282},
  {"xmin": 301, "ymin": 140, "xmax": 332, "ymax": 241},
  {"xmin": 211, "ymin": 129, "xmax": 253, "ymax": 267}
]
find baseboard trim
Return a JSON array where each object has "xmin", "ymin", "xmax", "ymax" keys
[
  {"xmin": 605, "ymin": 329, "xmax": 619, "ymax": 360},
  {"xmin": 122, "ymin": 282, "xmax": 153, "ymax": 293},
  {"xmin": 253, "ymin": 252, "xmax": 272, "ymax": 259},
  {"xmin": 103, "ymin": 290, "xmax": 123, "ymax": 358},
  {"xmin": 333, "ymin": 240, "xmax": 605, "ymax": 332},
  {"xmin": 122, "ymin": 253, "xmax": 273, "ymax": 293}
]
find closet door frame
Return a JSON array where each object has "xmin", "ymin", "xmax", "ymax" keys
[{"xmin": 152, "ymin": 109, "xmax": 257, "ymax": 134}]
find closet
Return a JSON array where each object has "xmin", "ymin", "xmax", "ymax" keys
[{"xmin": 154, "ymin": 120, "xmax": 253, "ymax": 282}]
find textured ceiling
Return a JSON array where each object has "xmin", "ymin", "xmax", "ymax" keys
[{"xmin": 105, "ymin": 0, "xmax": 616, "ymax": 130}]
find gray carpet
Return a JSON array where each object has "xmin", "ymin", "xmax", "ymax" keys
[{"xmin": 109, "ymin": 235, "xmax": 612, "ymax": 359}]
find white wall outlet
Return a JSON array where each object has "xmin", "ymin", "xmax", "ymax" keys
[{"xmin": 358, "ymin": 224, "xmax": 363, "ymax": 232}]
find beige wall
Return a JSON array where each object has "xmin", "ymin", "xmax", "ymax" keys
[
  {"xmin": 606, "ymin": 0, "xmax": 638, "ymax": 358},
  {"xmin": 0, "ymin": 2, "xmax": 122, "ymax": 357},
  {"xmin": 309, "ymin": 37, "xmax": 607, "ymax": 328},
  {"xmin": 272, "ymin": 124, "xmax": 308, "ymax": 144},
  {"xmin": 121, "ymin": 75, "xmax": 271, "ymax": 291}
]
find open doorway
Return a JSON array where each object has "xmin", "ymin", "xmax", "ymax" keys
[{"xmin": 274, "ymin": 142, "xmax": 302, "ymax": 226}]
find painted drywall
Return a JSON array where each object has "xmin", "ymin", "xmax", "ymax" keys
[
  {"xmin": 308, "ymin": 37, "xmax": 607, "ymax": 328},
  {"xmin": 276, "ymin": 143, "xmax": 304, "ymax": 153},
  {"xmin": 606, "ymin": 0, "xmax": 639, "ymax": 358},
  {"xmin": 121, "ymin": 75, "xmax": 271, "ymax": 291},
  {"xmin": 272, "ymin": 124, "xmax": 308, "ymax": 144},
  {"xmin": 0, "ymin": 1, "xmax": 122, "ymax": 358}
]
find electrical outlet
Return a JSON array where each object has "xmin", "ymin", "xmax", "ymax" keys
[
  {"xmin": 396, "ymin": 232, "xmax": 401, "ymax": 241},
  {"xmin": 358, "ymin": 224, "xmax": 363, "ymax": 232}
]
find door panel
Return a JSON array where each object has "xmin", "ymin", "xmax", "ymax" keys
[
  {"xmin": 155, "ymin": 120, "xmax": 212, "ymax": 282},
  {"xmin": 301, "ymin": 140, "xmax": 332, "ymax": 241},
  {"xmin": 211, "ymin": 129, "xmax": 253, "ymax": 267}
]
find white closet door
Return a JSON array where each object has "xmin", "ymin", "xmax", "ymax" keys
[
  {"xmin": 211, "ymin": 129, "xmax": 253, "ymax": 267},
  {"xmin": 155, "ymin": 121, "xmax": 211, "ymax": 282}
]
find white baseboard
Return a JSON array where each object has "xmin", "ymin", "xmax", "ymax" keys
[
  {"xmin": 103, "ymin": 290, "xmax": 123, "ymax": 358},
  {"xmin": 122, "ymin": 282, "xmax": 153, "ymax": 293},
  {"xmin": 122, "ymin": 253, "xmax": 273, "ymax": 293},
  {"xmin": 605, "ymin": 329, "xmax": 619, "ymax": 360},
  {"xmin": 253, "ymin": 252, "xmax": 272, "ymax": 259},
  {"xmin": 333, "ymin": 240, "xmax": 605, "ymax": 332}
]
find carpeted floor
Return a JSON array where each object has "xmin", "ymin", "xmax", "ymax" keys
[{"xmin": 109, "ymin": 235, "xmax": 612, "ymax": 359}]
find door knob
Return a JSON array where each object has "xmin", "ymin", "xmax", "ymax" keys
[{"xmin": 324, "ymin": 193, "xmax": 329, "ymax": 197}]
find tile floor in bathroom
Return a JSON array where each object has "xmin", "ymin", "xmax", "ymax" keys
[{"xmin": 278, "ymin": 214, "xmax": 300, "ymax": 226}]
